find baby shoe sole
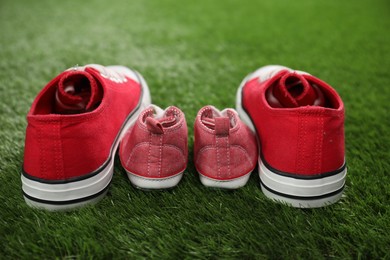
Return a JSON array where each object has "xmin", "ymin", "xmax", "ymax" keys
[
  {"xmin": 199, "ymin": 171, "xmax": 252, "ymax": 189},
  {"xmin": 126, "ymin": 171, "xmax": 184, "ymax": 190}
]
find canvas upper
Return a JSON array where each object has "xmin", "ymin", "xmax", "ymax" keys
[
  {"xmin": 240, "ymin": 67, "xmax": 345, "ymax": 175},
  {"xmin": 22, "ymin": 64, "xmax": 151, "ymax": 210},
  {"xmin": 119, "ymin": 105, "xmax": 188, "ymax": 189},
  {"xmin": 236, "ymin": 65, "xmax": 346, "ymax": 207},
  {"xmin": 194, "ymin": 106, "xmax": 258, "ymax": 188}
]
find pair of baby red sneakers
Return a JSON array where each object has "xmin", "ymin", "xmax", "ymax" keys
[
  {"xmin": 121, "ymin": 104, "xmax": 257, "ymax": 190},
  {"xmin": 21, "ymin": 64, "xmax": 346, "ymax": 210}
]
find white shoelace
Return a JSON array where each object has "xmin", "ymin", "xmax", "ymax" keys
[{"xmin": 67, "ymin": 64, "xmax": 128, "ymax": 83}]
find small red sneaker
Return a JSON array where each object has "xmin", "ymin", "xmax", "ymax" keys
[
  {"xmin": 194, "ymin": 106, "xmax": 258, "ymax": 189},
  {"xmin": 236, "ymin": 65, "xmax": 346, "ymax": 207},
  {"xmin": 119, "ymin": 105, "xmax": 188, "ymax": 189},
  {"xmin": 22, "ymin": 64, "xmax": 151, "ymax": 210}
]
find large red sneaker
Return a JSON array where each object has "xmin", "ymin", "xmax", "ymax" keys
[
  {"xmin": 236, "ymin": 65, "xmax": 346, "ymax": 208},
  {"xmin": 22, "ymin": 64, "xmax": 151, "ymax": 210},
  {"xmin": 119, "ymin": 105, "xmax": 188, "ymax": 189},
  {"xmin": 194, "ymin": 106, "xmax": 258, "ymax": 189}
]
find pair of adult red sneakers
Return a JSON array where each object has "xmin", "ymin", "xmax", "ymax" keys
[{"xmin": 21, "ymin": 64, "xmax": 346, "ymax": 210}]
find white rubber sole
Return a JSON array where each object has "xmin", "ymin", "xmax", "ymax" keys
[
  {"xmin": 22, "ymin": 157, "xmax": 115, "ymax": 211},
  {"xmin": 236, "ymin": 65, "xmax": 347, "ymax": 208},
  {"xmin": 21, "ymin": 69, "xmax": 151, "ymax": 211},
  {"xmin": 199, "ymin": 171, "xmax": 251, "ymax": 189},
  {"xmin": 259, "ymin": 160, "xmax": 347, "ymax": 208},
  {"xmin": 24, "ymin": 190, "xmax": 109, "ymax": 211},
  {"xmin": 126, "ymin": 171, "xmax": 183, "ymax": 190}
]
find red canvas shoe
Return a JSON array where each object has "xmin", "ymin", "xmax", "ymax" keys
[
  {"xmin": 22, "ymin": 64, "xmax": 151, "ymax": 210},
  {"xmin": 236, "ymin": 65, "xmax": 346, "ymax": 207},
  {"xmin": 194, "ymin": 106, "xmax": 257, "ymax": 189},
  {"xmin": 119, "ymin": 105, "xmax": 188, "ymax": 189}
]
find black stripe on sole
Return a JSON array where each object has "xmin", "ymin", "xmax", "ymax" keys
[
  {"xmin": 22, "ymin": 180, "xmax": 112, "ymax": 206},
  {"xmin": 260, "ymin": 179, "xmax": 345, "ymax": 201}
]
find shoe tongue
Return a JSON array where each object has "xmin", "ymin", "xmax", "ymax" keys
[
  {"xmin": 146, "ymin": 115, "xmax": 177, "ymax": 134},
  {"xmin": 55, "ymin": 71, "xmax": 103, "ymax": 114},
  {"xmin": 271, "ymin": 73, "xmax": 325, "ymax": 108}
]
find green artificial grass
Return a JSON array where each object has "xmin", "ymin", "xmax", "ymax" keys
[{"xmin": 1, "ymin": 0, "xmax": 389, "ymax": 258}]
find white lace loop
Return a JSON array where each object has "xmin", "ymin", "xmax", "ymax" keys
[{"xmin": 68, "ymin": 64, "xmax": 128, "ymax": 83}]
